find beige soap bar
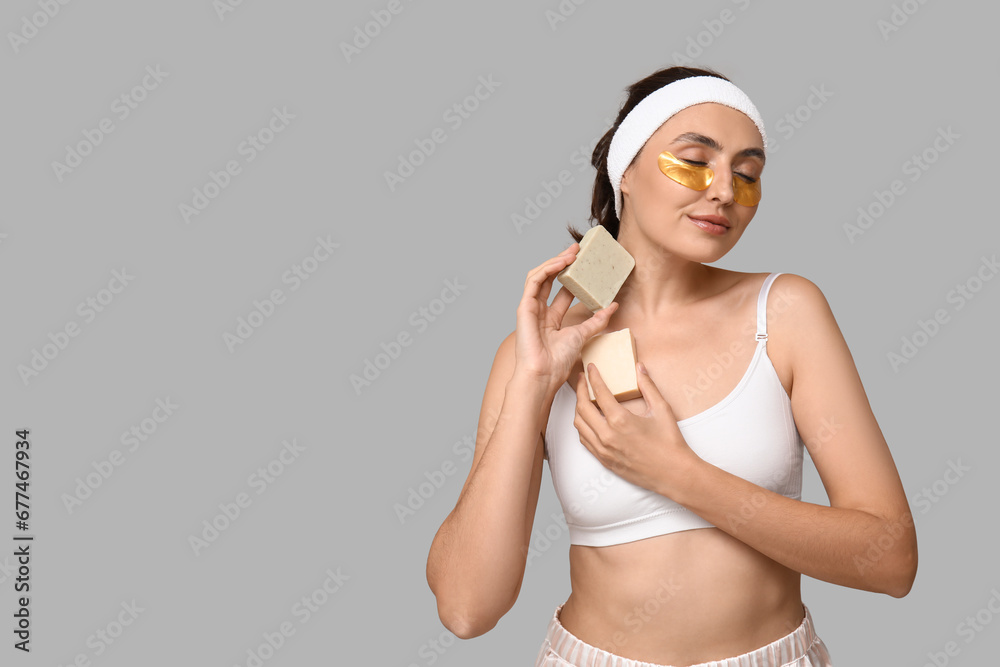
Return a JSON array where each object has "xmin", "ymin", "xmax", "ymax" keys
[
  {"xmin": 557, "ymin": 225, "xmax": 635, "ymax": 312},
  {"xmin": 581, "ymin": 328, "xmax": 640, "ymax": 402}
]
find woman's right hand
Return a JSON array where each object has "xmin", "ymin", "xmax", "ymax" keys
[{"xmin": 512, "ymin": 243, "xmax": 619, "ymax": 392}]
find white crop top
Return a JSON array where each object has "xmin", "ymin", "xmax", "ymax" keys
[{"xmin": 543, "ymin": 272, "xmax": 804, "ymax": 547}]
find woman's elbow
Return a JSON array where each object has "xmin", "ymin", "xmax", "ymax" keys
[
  {"xmin": 436, "ymin": 601, "xmax": 499, "ymax": 639},
  {"xmin": 883, "ymin": 533, "xmax": 918, "ymax": 598},
  {"xmin": 426, "ymin": 565, "xmax": 505, "ymax": 638},
  {"xmin": 429, "ymin": 572, "xmax": 516, "ymax": 639}
]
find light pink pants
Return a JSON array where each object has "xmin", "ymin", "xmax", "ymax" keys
[{"xmin": 535, "ymin": 602, "xmax": 833, "ymax": 666}]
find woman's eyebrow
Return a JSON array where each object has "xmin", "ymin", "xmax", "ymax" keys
[
  {"xmin": 741, "ymin": 146, "xmax": 766, "ymax": 165},
  {"xmin": 670, "ymin": 132, "xmax": 766, "ymax": 166},
  {"xmin": 671, "ymin": 132, "xmax": 721, "ymax": 151}
]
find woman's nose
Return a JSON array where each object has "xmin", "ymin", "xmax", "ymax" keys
[{"xmin": 706, "ymin": 168, "xmax": 734, "ymax": 204}]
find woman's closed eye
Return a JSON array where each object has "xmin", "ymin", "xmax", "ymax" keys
[{"xmin": 679, "ymin": 157, "xmax": 757, "ymax": 183}]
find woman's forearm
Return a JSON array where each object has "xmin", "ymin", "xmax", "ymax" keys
[
  {"xmin": 427, "ymin": 373, "xmax": 552, "ymax": 637},
  {"xmin": 667, "ymin": 455, "xmax": 918, "ymax": 597}
]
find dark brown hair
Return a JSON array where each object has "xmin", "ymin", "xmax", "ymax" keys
[{"xmin": 567, "ymin": 66, "xmax": 730, "ymax": 243}]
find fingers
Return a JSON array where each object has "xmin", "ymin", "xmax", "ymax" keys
[
  {"xmin": 545, "ymin": 285, "xmax": 575, "ymax": 326},
  {"xmin": 520, "ymin": 246, "xmax": 580, "ymax": 320},
  {"xmin": 576, "ymin": 302, "xmax": 618, "ymax": 337},
  {"xmin": 527, "ymin": 245, "xmax": 577, "ymax": 281},
  {"xmin": 586, "ymin": 363, "xmax": 619, "ymax": 417},
  {"xmin": 635, "ymin": 362, "xmax": 670, "ymax": 415},
  {"xmin": 574, "ymin": 371, "xmax": 604, "ymax": 438},
  {"xmin": 535, "ymin": 270, "xmax": 558, "ymax": 308},
  {"xmin": 522, "ymin": 246, "xmax": 577, "ymax": 299}
]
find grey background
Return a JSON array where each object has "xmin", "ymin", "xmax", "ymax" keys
[{"xmin": 2, "ymin": 1, "xmax": 998, "ymax": 665}]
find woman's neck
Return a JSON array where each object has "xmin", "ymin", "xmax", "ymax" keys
[{"xmin": 613, "ymin": 225, "xmax": 720, "ymax": 320}]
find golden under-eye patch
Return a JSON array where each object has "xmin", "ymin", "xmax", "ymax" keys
[
  {"xmin": 734, "ymin": 177, "xmax": 761, "ymax": 206},
  {"xmin": 657, "ymin": 151, "xmax": 761, "ymax": 206},
  {"xmin": 657, "ymin": 151, "xmax": 713, "ymax": 190}
]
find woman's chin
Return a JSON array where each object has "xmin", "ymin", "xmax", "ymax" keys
[{"xmin": 666, "ymin": 238, "xmax": 738, "ymax": 265}]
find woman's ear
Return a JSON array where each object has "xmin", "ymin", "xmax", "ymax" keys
[{"xmin": 620, "ymin": 164, "xmax": 632, "ymax": 197}]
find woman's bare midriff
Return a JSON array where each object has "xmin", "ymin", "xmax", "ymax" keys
[
  {"xmin": 544, "ymin": 270, "xmax": 804, "ymax": 665},
  {"xmin": 560, "ymin": 534, "xmax": 804, "ymax": 665}
]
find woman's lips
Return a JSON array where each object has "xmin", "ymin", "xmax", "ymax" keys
[{"xmin": 688, "ymin": 215, "xmax": 730, "ymax": 235}]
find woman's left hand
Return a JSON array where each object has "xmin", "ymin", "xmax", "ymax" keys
[{"xmin": 574, "ymin": 362, "xmax": 701, "ymax": 495}]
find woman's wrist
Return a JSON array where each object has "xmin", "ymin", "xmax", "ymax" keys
[
  {"xmin": 508, "ymin": 367, "xmax": 560, "ymax": 399},
  {"xmin": 660, "ymin": 452, "xmax": 708, "ymax": 507}
]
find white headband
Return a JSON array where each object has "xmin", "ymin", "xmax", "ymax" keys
[{"xmin": 607, "ymin": 76, "xmax": 767, "ymax": 220}]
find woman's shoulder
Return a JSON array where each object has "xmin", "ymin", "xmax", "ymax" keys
[
  {"xmin": 760, "ymin": 273, "xmax": 837, "ymax": 355},
  {"xmin": 764, "ymin": 272, "xmax": 829, "ymax": 310},
  {"xmin": 721, "ymin": 269, "xmax": 826, "ymax": 305}
]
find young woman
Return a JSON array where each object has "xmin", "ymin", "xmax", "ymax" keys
[{"xmin": 426, "ymin": 66, "xmax": 917, "ymax": 667}]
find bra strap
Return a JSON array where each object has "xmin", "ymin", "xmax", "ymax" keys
[{"xmin": 756, "ymin": 273, "xmax": 783, "ymax": 341}]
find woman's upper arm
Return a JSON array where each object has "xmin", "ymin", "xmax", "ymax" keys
[
  {"xmin": 455, "ymin": 331, "xmax": 547, "ymax": 514},
  {"xmin": 773, "ymin": 274, "xmax": 913, "ymax": 526}
]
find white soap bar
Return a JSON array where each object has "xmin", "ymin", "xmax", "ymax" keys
[
  {"xmin": 581, "ymin": 328, "xmax": 640, "ymax": 402},
  {"xmin": 557, "ymin": 225, "xmax": 635, "ymax": 312}
]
